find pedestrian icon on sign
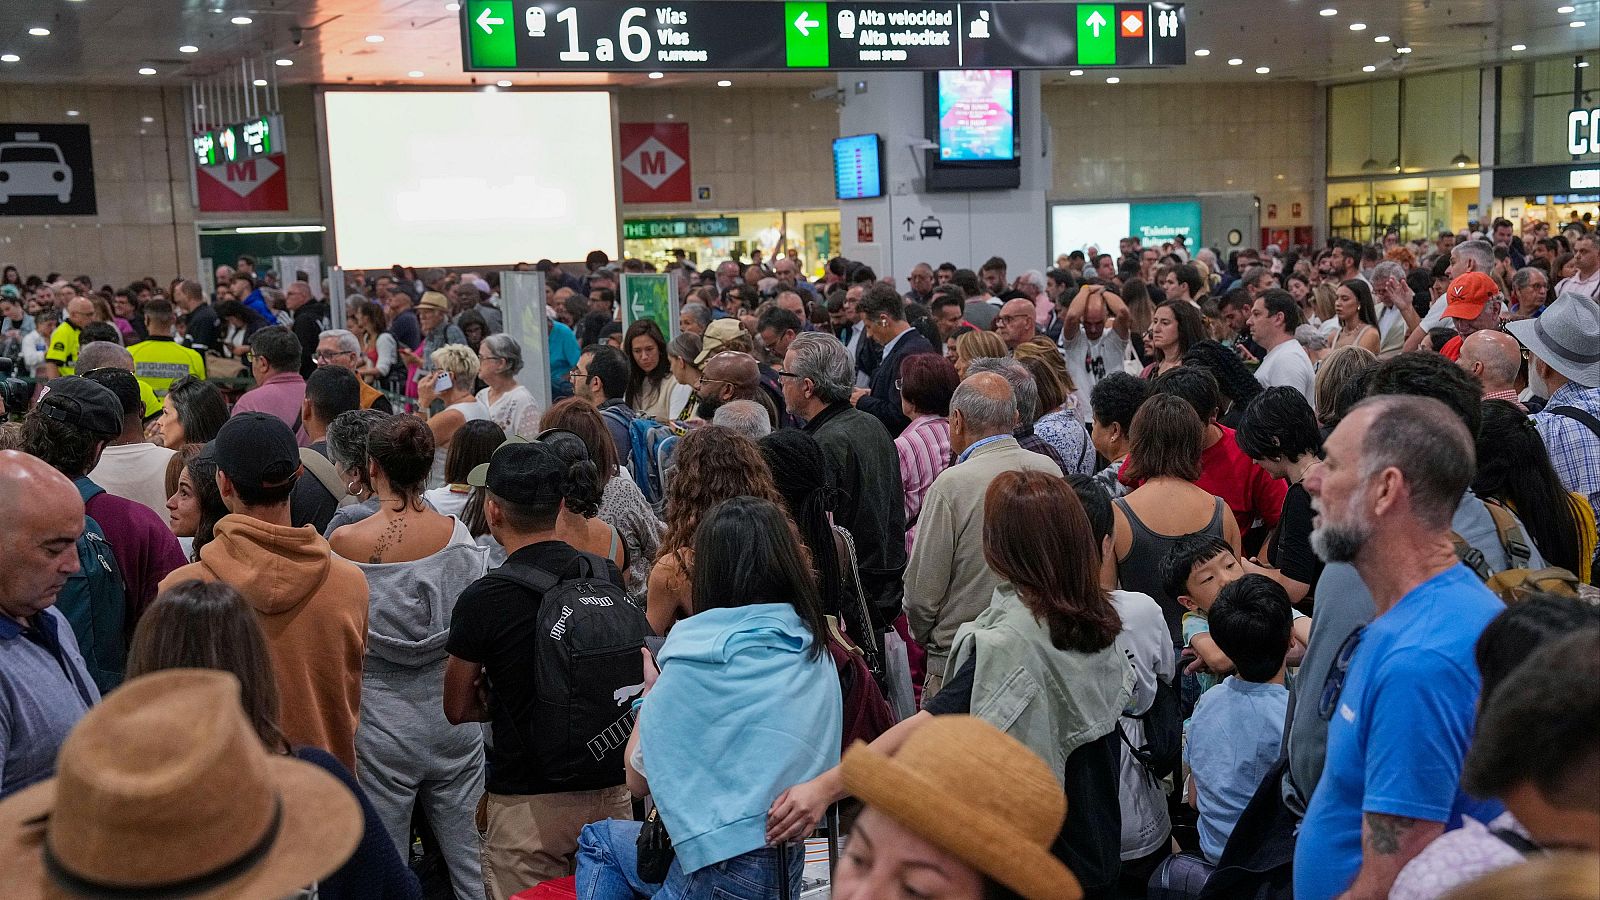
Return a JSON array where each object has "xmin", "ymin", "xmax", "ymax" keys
[{"xmin": 1159, "ymin": 9, "xmax": 1179, "ymax": 37}]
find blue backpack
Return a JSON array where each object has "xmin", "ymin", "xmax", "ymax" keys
[
  {"xmin": 56, "ymin": 486, "xmax": 128, "ymax": 696},
  {"xmin": 626, "ymin": 416, "xmax": 682, "ymax": 511}
]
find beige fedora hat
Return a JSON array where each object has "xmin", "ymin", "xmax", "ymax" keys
[{"xmin": 0, "ymin": 669, "xmax": 361, "ymax": 899}]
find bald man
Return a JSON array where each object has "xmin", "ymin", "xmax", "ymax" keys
[
  {"xmin": 1457, "ymin": 329, "xmax": 1528, "ymax": 411},
  {"xmin": 43, "ymin": 296, "xmax": 95, "ymax": 377},
  {"xmin": 994, "ymin": 297, "xmax": 1039, "ymax": 351},
  {"xmin": 695, "ymin": 350, "xmax": 772, "ymax": 424},
  {"xmin": 0, "ymin": 450, "xmax": 100, "ymax": 797},
  {"xmin": 903, "ymin": 371, "xmax": 1060, "ymax": 701}
]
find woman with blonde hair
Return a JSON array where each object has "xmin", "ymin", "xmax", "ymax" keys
[
  {"xmin": 1311, "ymin": 282, "xmax": 1340, "ymax": 335},
  {"xmin": 418, "ymin": 343, "xmax": 489, "ymax": 488},
  {"xmin": 953, "ymin": 329, "xmax": 1007, "ymax": 379},
  {"xmin": 1311, "ymin": 345, "xmax": 1378, "ymax": 429}
]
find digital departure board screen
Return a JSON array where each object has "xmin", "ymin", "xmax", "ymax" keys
[{"xmin": 833, "ymin": 133, "xmax": 884, "ymax": 200}]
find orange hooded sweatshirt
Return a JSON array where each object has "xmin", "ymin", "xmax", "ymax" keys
[{"xmin": 159, "ymin": 514, "xmax": 369, "ymax": 770}]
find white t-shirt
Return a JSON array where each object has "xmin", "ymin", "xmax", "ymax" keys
[
  {"xmin": 89, "ymin": 442, "xmax": 177, "ymax": 521},
  {"xmin": 1418, "ymin": 295, "xmax": 1454, "ymax": 333},
  {"xmin": 1110, "ymin": 589, "xmax": 1175, "ymax": 861},
  {"xmin": 1254, "ymin": 339, "xmax": 1316, "ymax": 400},
  {"xmin": 1060, "ymin": 327, "xmax": 1128, "ymax": 422},
  {"xmin": 477, "ymin": 384, "xmax": 541, "ymax": 439}
]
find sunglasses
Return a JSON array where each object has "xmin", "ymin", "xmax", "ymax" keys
[{"xmin": 1318, "ymin": 625, "xmax": 1366, "ymax": 721}]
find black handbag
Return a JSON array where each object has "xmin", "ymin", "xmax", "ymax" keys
[{"xmin": 635, "ymin": 805, "xmax": 675, "ymax": 883}]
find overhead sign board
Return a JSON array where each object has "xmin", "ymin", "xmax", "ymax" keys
[
  {"xmin": 192, "ymin": 115, "xmax": 284, "ymax": 169},
  {"xmin": 462, "ymin": 1, "xmax": 1185, "ymax": 72}
]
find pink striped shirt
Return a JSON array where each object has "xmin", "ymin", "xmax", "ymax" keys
[{"xmin": 896, "ymin": 414, "xmax": 952, "ymax": 554}]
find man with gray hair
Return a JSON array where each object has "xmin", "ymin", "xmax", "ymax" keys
[
  {"xmin": 678, "ymin": 302, "xmax": 712, "ymax": 337},
  {"xmin": 964, "ymin": 357, "xmax": 1068, "ymax": 474},
  {"xmin": 782, "ymin": 331, "xmax": 906, "ymax": 627},
  {"xmin": 1409, "ymin": 238, "xmax": 1497, "ymax": 351},
  {"xmin": 316, "ymin": 329, "xmax": 392, "ymax": 412},
  {"xmin": 902, "ymin": 371, "xmax": 1060, "ymax": 701},
  {"xmin": 1294, "ymin": 393, "xmax": 1506, "ymax": 900},
  {"xmin": 1368, "ymin": 260, "xmax": 1419, "ymax": 356},
  {"xmin": 711, "ymin": 399, "xmax": 772, "ymax": 442}
]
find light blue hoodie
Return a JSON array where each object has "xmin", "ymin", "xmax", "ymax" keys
[{"xmin": 640, "ymin": 603, "xmax": 841, "ymax": 874}]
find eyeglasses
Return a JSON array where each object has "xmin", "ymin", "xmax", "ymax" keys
[
  {"xmin": 1318, "ymin": 625, "xmax": 1366, "ymax": 721},
  {"xmin": 774, "ymin": 370, "xmax": 802, "ymax": 380},
  {"xmin": 567, "ymin": 368, "xmax": 591, "ymax": 380},
  {"xmin": 314, "ymin": 350, "xmax": 355, "ymax": 363}
]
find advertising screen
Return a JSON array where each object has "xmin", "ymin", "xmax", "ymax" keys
[
  {"xmin": 322, "ymin": 91, "xmax": 618, "ymax": 268},
  {"xmin": 937, "ymin": 70, "xmax": 1016, "ymax": 161},
  {"xmin": 833, "ymin": 133, "xmax": 883, "ymax": 200}
]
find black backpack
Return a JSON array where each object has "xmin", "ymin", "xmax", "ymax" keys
[
  {"xmin": 1118, "ymin": 673, "xmax": 1182, "ymax": 782},
  {"xmin": 484, "ymin": 552, "xmax": 650, "ymax": 788}
]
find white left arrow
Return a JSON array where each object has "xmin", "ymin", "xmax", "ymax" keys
[
  {"xmin": 794, "ymin": 10, "xmax": 818, "ymax": 36},
  {"xmin": 477, "ymin": 6, "xmax": 505, "ymax": 34},
  {"xmin": 1086, "ymin": 9, "xmax": 1107, "ymax": 37}
]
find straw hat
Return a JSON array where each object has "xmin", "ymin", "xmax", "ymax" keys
[
  {"xmin": 696, "ymin": 317, "xmax": 746, "ymax": 365},
  {"xmin": 840, "ymin": 715, "xmax": 1082, "ymax": 900},
  {"xmin": 0, "ymin": 669, "xmax": 361, "ymax": 899},
  {"xmin": 418, "ymin": 290, "xmax": 450, "ymax": 312}
]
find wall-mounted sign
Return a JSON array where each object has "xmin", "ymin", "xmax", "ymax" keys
[
  {"xmin": 0, "ymin": 123, "xmax": 97, "ymax": 216},
  {"xmin": 192, "ymin": 115, "xmax": 284, "ymax": 169},
  {"xmin": 620, "ymin": 122, "xmax": 691, "ymax": 203},
  {"xmin": 622, "ymin": 216, "xmax": 739, "ymax": 239},
  {"xmin": 620, "ymin": 272, "xmax": 681, "ymax": 339},
  {"xmin": 196, "ymin": 153, "xmax": 290, "ymax": 213},
  {"xmin": 462, "ymin": 1, "xmax": 1186, "ymax": 72},
  {"xmin": 1568, "ymin": 107, "xmax": 1600, "ymax": 157},
  {"xmin": 1051, "ymin": 199, "xmax": 1201, "ymax": 258}
]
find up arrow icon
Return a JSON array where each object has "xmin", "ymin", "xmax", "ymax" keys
[{"xmin": 1085, "ymin": 9, "xmax": 1107, "ymax": 37}]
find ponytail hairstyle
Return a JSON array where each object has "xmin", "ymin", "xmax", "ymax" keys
[{"xmin": 537, "ymin": 428, "xmax": 603, "ymax": 518}]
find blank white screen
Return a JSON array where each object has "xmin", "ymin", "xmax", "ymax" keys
[
  {"xmin": 323, "ymin": 91, "xmax": 618, "ymax": 268},
  {"xmin": 1050, "ymin": 202, "xmax": 1130, "ymax": 260}
]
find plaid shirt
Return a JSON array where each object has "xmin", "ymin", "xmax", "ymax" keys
[{"xmin": 1533, "ymin": 382, "xmax": 1600, "ymax": 514}]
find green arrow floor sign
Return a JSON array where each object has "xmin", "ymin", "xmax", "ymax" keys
[
  {"xmin": 1076, "ymin": 4, "xmax": 1115, "ymax": 65},
  {"xmin": 785, "ymin": 2, "xmax": 829, "ymax": 67},
  {"xmin": 468, "ymin": 0, "xmax": 516, "ymax": 68}
]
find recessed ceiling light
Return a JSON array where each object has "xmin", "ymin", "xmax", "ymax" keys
[
  {"xmin": 1374, "ymin": 35, "xmax": 1390, "ymax": 43},
  {"xmin": 496, "ymin": 79, "xmax": 512, "ymax": 87},
  {"xmin": 1105, "ymin": 76, "xmax": 1120, "ymax": 83},
  {"xmin": 1396, "ymin": 46, "xmax": 1413, "ymax": 53},
  {"xmin": 1194, "ymin": 48, "xmax": 1210, "ymax": 57},
  {"xmin": 1319, "ymin": 7, "xmax": 1337, "ymax": 16},
  {"xmin": 483, "ymin": 85, "xmax": 497, "ymax": 93},
  {"xmin": 647, "ymin": 71, "xmax": 663, "ymax": 79},
  {"xmin": 138, "ymin": 67, "xmax": 157, "ymax": 75},
  {"xmin": 1511, "ymin": 43, "xmax": 1527, "ymax": 51},
  {"xmin": 0, "ymin": 54, "xmax": 18, "ymax": 63},
  {"xmin": 1557, "ymin": 5, "xmax": 1576, "ymax": 13},
  {"xmin": 1580, "ymin": 61, "xmax": 1593, "ymax": 68},
  {"xmin": 665, "ymin": 112, "xmax": 676, "ymax": 119},
  {"xmin": 252, "ymin": 77, "xmax": 266, "ymax": 86},
  {"xmin": 1349, "ymin": 22, "xmax": 1367, "ymax": 31},
  {"xmin": 28, "ymin": 27, "xmax": 50, "ymax": 36},
  {"xmin": 716, "ymin": 79, "xmax": 732, "ymax": 87},
  {"xmin": 445, "ymin": 1, "xmax": 460, "ymax": 9},
  {"xmin": 1363, "ymin": 64, "xmax": 1377, "ymax": 72},
  {"xmin": 1227, "ymin": 57, "xmax": 1243, "ymax": 65},
  {"xmin": 66, "ymin": 110, "xmax": 79, "ymax": 117},
  {"xmin": 230, "ymin": 16, "xmax": 252, "ymax": 25},
  {"xmin": 1255, "ymin": 66, "xmax": 1270, "ymax": 74},
  {"xmin": 179, "ymin": 44, "xmax": 199, "ymax": 53},
  {"xmin": 1068, "ymin": 69, "xmax": 1083, "ymax": 76},
  {"xmin": 365, "ymin": 34, "xmax": 384, "ymax": 43},
  {"xmin": 1570, "ymin": 20, "xmax": 1587, "ymax": 27},
  {"xmin": 141, "ymin": 116, "xmax": 155, "ymax": 123},
  {"xmin": 408, "ymin": 70, "xmax": 424, "ymax": 77},
  {"xmin": 275, "ymin": 58, "xmax": 292, "ymax": 66}
]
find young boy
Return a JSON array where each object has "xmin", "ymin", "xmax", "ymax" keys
[
  {"xmin": 1161, "ymin": 533, "xmax": 1311, "ymax": 696},
  {"xmin": 1183, "ymin": 574, "xmax": 1294, "ymax": 864}
]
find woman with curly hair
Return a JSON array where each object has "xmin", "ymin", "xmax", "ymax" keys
[
  {"xmin": 646, "ymin": 425, "xmax": 783, "ymax": 634},
  {"xmin": 1182, "ymin": 339, "xmax": 1265, "ymax": 430}
]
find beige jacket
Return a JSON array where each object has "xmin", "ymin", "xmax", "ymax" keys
[{"xmin": 902, "ymin": 436, "xmax": 1060, "ymax": 674}]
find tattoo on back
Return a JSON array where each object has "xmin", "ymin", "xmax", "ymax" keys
[
  {"xmin": 369, "ymin": 518, "xmax": 406, "ymax": 564},
  {"xmin": 1366, "ymin": 813, "xmax": 1419, "ymax": 855}
]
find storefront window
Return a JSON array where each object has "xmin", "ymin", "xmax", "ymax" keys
[
  {"xmin": 622, "ymin": 209, "xmax": 841, "ymax": 277},
  {"xmin": 1327, "ymin": 174, "xmax": 1480, "ymax": 244},
  {"xmin": 1328, "ymin": 81, "xmax": 1400, "ymax": 177},
  {"xmin": 1498, "ymin": 52, "xmax": 1600, "ymax": 167}
]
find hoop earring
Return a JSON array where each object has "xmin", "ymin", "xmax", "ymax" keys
[{"xmin": 346, "ymin": 480, "xmax": 361, "ymax": 494}]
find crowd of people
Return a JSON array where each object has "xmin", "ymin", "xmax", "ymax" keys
[{"xmin": 1, "ymin": 219, "xmax": 1598, "ymax": 900}]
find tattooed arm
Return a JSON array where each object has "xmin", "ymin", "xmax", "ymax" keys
[{"xmin": 1337, "ymin": 812, "xmax": 1444, "ymax": 900}]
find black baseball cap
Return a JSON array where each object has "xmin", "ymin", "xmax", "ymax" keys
[
  {"xmin": 36, "ymin": 376, "xmax": 123, "ymax": 437},
  {"xmin": 467, "ymin": 439, "xmax": 566, "ymax": 507},
  {"xmin": 201, "ymin": 412, "xmax": 301, "ymax": 491}
]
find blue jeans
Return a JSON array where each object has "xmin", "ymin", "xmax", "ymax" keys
[{"xmin": 575, "ymin": 818, "xmax": 802, "ymax": 899}]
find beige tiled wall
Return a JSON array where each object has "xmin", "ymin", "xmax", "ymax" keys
[{"xmin": 0, "ymin": 84, "xmax": 324, "ymax": 287}]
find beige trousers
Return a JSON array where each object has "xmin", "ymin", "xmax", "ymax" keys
[{"xmin": 478, "ymin": 785, "xmax": 634, "ymax": 900}]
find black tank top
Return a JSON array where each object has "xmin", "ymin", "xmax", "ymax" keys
[{"xmin": 1114, "ymin": 495, "xmax": 1227, "ymax": 644}]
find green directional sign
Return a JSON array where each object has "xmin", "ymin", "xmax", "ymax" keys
[
  {"xmin": 621, "ymin": 273, "xmax": 681, "ymax": 339},
  {"xmin": 468, "ymin": 0, "xmax": 516, "ymax": 68},
  {"xmin": 1076, "ymin": 4, "xmax": 1115, "ymax": 65},
  {"xmin": 784, "ymin": 2, "xmax": 829, "ymax": 68}
]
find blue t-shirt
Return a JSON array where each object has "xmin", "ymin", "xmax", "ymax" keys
[
  {"xmin": 1185, "ymin": 676, "xmax": 1288, "ymax": 863},
  {"xmin": 1293, "ymin": 563, "xmax": 1504, "ymax": 900},
  {"xmin": 548, "ymin": 321, "xmax": 581, "ymax": 386}
]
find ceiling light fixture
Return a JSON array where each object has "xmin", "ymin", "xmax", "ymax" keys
[
  {"xmin": 1571, "ymin": 20, "xmax": 1587, "ymax": 27},
  {"xmin": 1580, "ymin": 61, "xmax": 1592, "ymax": 68},
  {"xmin": 1363, "ymin": 64, "xmax": 1377, "ymax": 72},
  {"xmin": 716, "ymin": 79, "xmax": 732, "ymax": 87},
  {"xmin": 1319, "ymin": 7, "xmax": 1337, "ymax": 16},
  {"xmin": 1255, "ymin": 66, "xmax": 1270, "ymax": 74},
  {"xmin": 446, "ymin": 1, "xmax": 460, "ymax": 8},
  {"xmin": 1396, "ymin": 46, "xmax": 1413, "ymax": 53},
  {"xmin": 496, "ymin": 79, "xmax": 512, "ymax": 87},
  {"xmin": 1193, "ymin": 48, "xmax": 1210, "ymax": 57},
  {"xmin": 1227, "ymin": 57, "xmax": 1243, "ymax": 65},
  {"xmin": 365, "ymin": 34, "xmax": 384, "ymax": 42},
  {"xmin": 179, "ymin": 45, "xmax": 199, "ymax": 53},
  {"xmin": 66, "ymin": 110, "xmax": 79, "ymax": 116},
  {"xmin": 234, "ymin": 225, "xmax": 327, "ymax": 234},
  {"xmin": 408, "ymin": 70, "xmax": 424, "ymax": 77},
  {"xmin": 28, "ymin": 27, "xmax": 50, "ymax": 36},
  {"xmin": 141, "ymin": 116, "xmax": 155, "ymax": 123},
  {"xmin": 252, "ymin": 77, "xmax": 266, "ymax": 85},
  {"xmin": 1374, "ymin": 35, "xmax": 1390, "ymax": 43},
  {"xmin": 1557, "ymin": 5, "xmax": 1575, "ymax": 13},
  {"xmin": 1511, "ymin": 43, "xmax": 1527, "ymax": 51},
  {"xmin": 1105, "ymin": 76, "xmax": 1120, "ymax": 83},
  {"xmin": 1068, "ymin": 69, "xmax": 1083, "ymax": 75},
  {"xmin": 230, "ymin": 16, "xmax": 252, "ymax": 25},
  {"xmin": 275, "ymin": 58, "xmax": 292, "ymax": 66},
  {"xmin": 648, "ymin": 71, "xmax": 664, "ymax": 79},
  {"xmin": 139, "ymin": 67, "xmax": 157, "ymax": 75},
  {"xmin": 0, "ymin": 54, "xmax": 18, "ymax": 63},
  {"xmin": 1349, "ymin": 22, "xmax": 1367, "ymax": 31}
]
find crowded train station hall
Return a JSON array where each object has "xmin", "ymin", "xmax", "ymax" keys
[{"xmin": 1, "ymin": 1, "xmax": 1598, "ymax": 898}]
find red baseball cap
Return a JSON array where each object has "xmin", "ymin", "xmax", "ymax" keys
[{"xmin": 1443, "ymin": 271, "xmax": 1499, "ymax": 320}]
